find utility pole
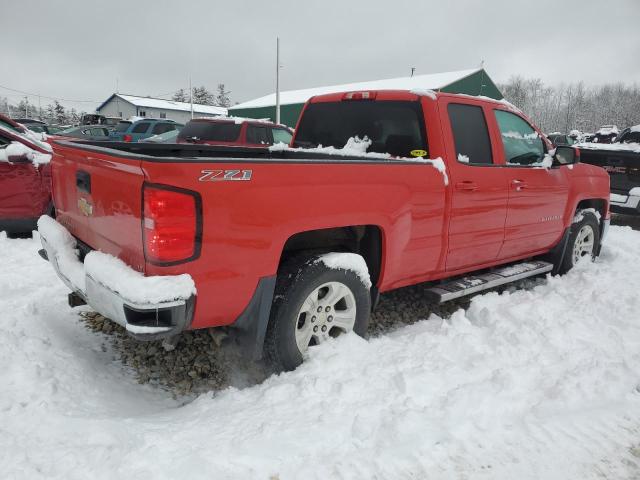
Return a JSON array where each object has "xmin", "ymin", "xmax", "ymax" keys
[
  {"xmin": 275, "ymin": 37, "xmax": 280, "ymax": 124},
  {"xmin": 116, "ymin": 78, "xmax": 120, "ymax": 117},
  {"xmin": 189, "ymin": 76, "xmax": 194, "ymax": 119},
  {"xmin": 411, "ymin": 67, "xmax": 415, "ymax": 78},
  {"xmin": 38, "ymin": 93, "xmax": 41, "ymax": 120},
  {"xmin": 24, "ymin": 96, "xmax": 28, "ymax": 118}
]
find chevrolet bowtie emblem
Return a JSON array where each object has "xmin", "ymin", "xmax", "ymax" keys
[{"xmin": 78, "ymin": 197, "xmax": 93, "ymax": 217}]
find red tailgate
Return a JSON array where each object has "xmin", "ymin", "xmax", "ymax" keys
[{"xmin": 50, "ymin": 141, "xmax": 147, "ymax": 272}]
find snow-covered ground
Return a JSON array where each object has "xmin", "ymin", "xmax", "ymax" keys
[{"xmin": 1, "ymin": 227, "xmax": 640, "ymax": 479}]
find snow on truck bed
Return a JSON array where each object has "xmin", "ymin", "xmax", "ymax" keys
[{"xmin": 1, "ymin": 228, "xmax": 640, "ymax": 479}]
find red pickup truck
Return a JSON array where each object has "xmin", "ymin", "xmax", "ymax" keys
[
  {"xmin": 38, "ymin": 90, "xmax": 610, "ymax": 371},
  {"xmin": 0, "ymin": 123, "xmax": 53, "ymax": 235}
]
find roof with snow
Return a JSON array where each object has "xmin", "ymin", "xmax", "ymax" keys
[
  {"xmin": 230, "ymin": 68, "xmax": 495, "ymax": 110},
  {"xmin": 97, "ymin": 94, "xmax": 227, "ymax": 116}
]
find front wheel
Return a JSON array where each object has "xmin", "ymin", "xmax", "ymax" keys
[
  {"xmin": 558, "ymin": 210, "xmax": 601, "ymax": 274},
  {"xmin": 264, "ymin": 254, "xmax": 372, "ymax": 371}
]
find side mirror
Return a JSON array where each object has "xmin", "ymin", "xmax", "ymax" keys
[
  {"xmin": 7, "ymin": 152, "xmax": 31, "ymax": 164},
  {"xmin": 553, "ymin": 146, "xmax": 578, "ymax": 167}
]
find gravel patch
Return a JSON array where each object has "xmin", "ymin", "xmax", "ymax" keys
[{"xmin": 80, "ymin": 275, "xmax": 546, "ymax": 397}]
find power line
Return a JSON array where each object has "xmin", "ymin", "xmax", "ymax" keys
[{"xmin": 0, "ymin": 83, "xmax": 99, "ymax": 103}]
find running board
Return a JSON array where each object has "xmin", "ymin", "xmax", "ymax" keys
[{"xmin": 425, "ymin": 260, "xmax": 553, "ymax": 303}]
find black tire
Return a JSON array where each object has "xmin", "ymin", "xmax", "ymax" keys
[
  {"xmin": 557, "ymin": 210, "xmax": 601, "ymax": 274},
  {"xmin": 264, "ymin": 254, "xmax": 372, "ymax": 371}
]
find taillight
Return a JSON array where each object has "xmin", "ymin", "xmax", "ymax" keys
[
  {"xmin": 123, "ymin": 134, "xmax": 132, "ymax": 142},
  {"xmin": 143, "ymin": 185, "xmax": 201, "ymax": 264},
  {"xmin": 342, "ymin": 91, "xmax": 377, "ymax": 100}
]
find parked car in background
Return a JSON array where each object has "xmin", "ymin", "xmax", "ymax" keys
[
  {"xmin": 139, "ymin": 127, "xmax": 182, "ymax": 143},
  {"xmin": 12, "ymin": 118, "xmax": 50, "ymax": 134},
  {"xmin": 615, "ymin": 126, "xmax": 640, "ymax": 144},
  {"xmin": 110, "ymin": 119, "xmax": 182, "ymax": 143},
  {"xmin": 177, "ymin": 117, "xmax": 293, "ymax": 147},
  {"xmin": 0, "ymin": 126, "xmax": 53, "ymax": 236},
  {"xmin": 0, "ymin": 113, "xmax": 28, "ymax": 134},
  {"xmin": 593, "ymin": 125, "xmax": 619, "ymax": 143},
  {"xmin": 55, "ymin": 126, "xmax": 111, "ymax": 141},
  {"xmin": 577, "ymin": 124, "xmax": 640, "ymax": 214},
  {"xmin": 547, "ymin": 133, "xmax": 575, "ymax": 146}
]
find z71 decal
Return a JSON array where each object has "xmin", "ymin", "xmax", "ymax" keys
[{"xmin": 199, "ymin": 169, "xmax": 253, "ymax": 182}]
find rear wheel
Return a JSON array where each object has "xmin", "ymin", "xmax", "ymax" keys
[
  {"xmin": 264, "ymin": 254, "xmax": 371, "ymax": 371},
  {"xmin": 558, "ymin": 210, "xmax": 600, "ymax": 274}
]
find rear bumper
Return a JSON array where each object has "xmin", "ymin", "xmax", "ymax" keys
[
  {"xmin": 39, "ymin": 220, "xmax": 195, "ymax": 341},
  {"xmin": 610, "ymin": 192, "xmax": 640, "ymax": 214},
  {"xmin": 0, "ymin": 217, "xmax": 38, "ymax": 234}
]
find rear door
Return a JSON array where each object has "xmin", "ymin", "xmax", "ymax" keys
[
  {"xmin": 245, "ymin": 124, "xmax": 270, "ymax": 146},
  {"xmin": 442, "ymin": 100, "xmax": 509, "ymax": 271},
  {"xmin": 492, "ymin": 109, "xmax": 569, "ymax": 257}
]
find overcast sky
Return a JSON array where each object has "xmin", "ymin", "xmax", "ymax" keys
[{"xmin": 2, "ymin": 0, "xmax": 639, "ymax": 112}]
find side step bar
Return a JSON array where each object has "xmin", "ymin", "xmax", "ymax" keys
[{"xmin": 425, "ymin": 260, "xmax": 553, "ymax": 303}]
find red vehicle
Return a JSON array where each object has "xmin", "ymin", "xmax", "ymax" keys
[
  {"xmin": 38, "ymin": 90, "xmax": 610, "ymax": 371},
  {"xmin": 0, "ymin": 125, "xmax": 53, "ymax": 235},
  {"xmin": 176, "ymin": 117, "xmax": 293, "ymax": 147}
]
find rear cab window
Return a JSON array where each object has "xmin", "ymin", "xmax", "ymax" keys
[
  {"xmin": 132, "ymin": 122, "xmax": 150, "ymax": 134},
  {"xmin": 178, "ymin": 121, "xmax": 242, "ymax": 142},
  {"xmin": 293, "ymin": 100, "xmax": 427, "ymax": 158},
  {"xmin": 448, "ymin": 103, "xmax": 493, "ymax": 164}
]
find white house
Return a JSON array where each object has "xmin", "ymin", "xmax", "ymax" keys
[{"xmin": 95, "ymin": 94, "xmax": 227, "ymax": 124}]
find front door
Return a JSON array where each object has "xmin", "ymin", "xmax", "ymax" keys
[
  {"xmin": 444, "ymin": 101, "xmax": 509, "ymax": 271},
  {"xmin": 492, "ymin": 109, "xmax": 569, "ymax": 258}
]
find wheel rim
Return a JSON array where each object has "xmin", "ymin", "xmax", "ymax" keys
[
  {"xmin": 572, "ymin": 224, "xmax": 595, "ymax": 265},
  {"xmin": 295, "ymin": 281, "xmax": 357, "ymax": 353}
]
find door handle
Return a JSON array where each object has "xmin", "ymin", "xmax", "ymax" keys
[
  {"xmin": 455, "ymin": 181, "xmax": 478, "ymax": 191},
  {"xmin": 511, "ymin": 179, "xmax": 526, "ymax": 191},
  {"xmin": 76, "ymin": 170, "xmax": 91, "ymax": 194}
]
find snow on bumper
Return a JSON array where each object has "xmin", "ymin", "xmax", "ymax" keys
[{"xmin": 37, "ymin": 216, "xmax": 196, "ymax": 339}]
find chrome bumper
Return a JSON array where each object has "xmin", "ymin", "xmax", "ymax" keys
[
  {"xmin": 610, "ymin": 192, "xmax": 640, "ymax": 212},
  {"xmin": 40, "ymin": 234, "xmax": 193, "ymax": 341}
]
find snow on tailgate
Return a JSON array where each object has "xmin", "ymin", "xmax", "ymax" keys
[{"xmin": 2, "ymin": 227, "xmax": 639, "ymax": 479}]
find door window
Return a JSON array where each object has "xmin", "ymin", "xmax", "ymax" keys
[
  {"xmin": 494, "ymin": 110, "xmax": 545, "ymax": 166},
  {"xmin": 448, "ymin": 104, "xmax": 493, "ymax": 164}
]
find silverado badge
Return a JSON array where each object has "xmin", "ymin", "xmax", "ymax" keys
[{"xmin": 78, "ymin": 197, "xmax": 93, "ymax": 217}]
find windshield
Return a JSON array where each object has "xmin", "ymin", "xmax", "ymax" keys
[
  {"xmin": 293, "ymin": 100, "xmax": 427, "ymax": 157},
  {"xmin": 178, "ymin": 121, "xmax": 241, "ymax": 142}
]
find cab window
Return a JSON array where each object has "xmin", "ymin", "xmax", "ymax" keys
[
  {"xmin": 246, "ymin": 125, "xmax": 269, "ymax": 144},
  {"xmin": 494, "ymin": 110, "xmax": 545, "ymax": 166},
  {"xmin": 272, "ymin": 128, "xmax": 292, "ymax": 145},
  {"xmin": 448, "ymin": 103, "xmax": 493, "ymax": 164}
]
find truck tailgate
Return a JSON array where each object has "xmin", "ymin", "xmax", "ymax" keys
[
  {"xmin": 579, "ymin": 148, "xmax": 640, "ymax": 194},
  {"xmin": 50, "ymin": 141, "xmax": 147, "ymax": 272}
]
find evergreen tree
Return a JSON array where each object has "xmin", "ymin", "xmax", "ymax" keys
[
  {"xmin": 191, "ymin": 86, "xmax": 215, "ymax": 105},
  {"xmin": 215, "ymin": 83, "xmax": 231, "ymax": 108},
  {"xmin": 172, "ymin": 89, "xmax": 188, "ymax": 102},
  {"xmin": 54, "ymin": 101, "xmax": 67, "ymax": 124},
  {"xmin": 44, "ymin": 104, "xmax": 56, "ymax": 123}
]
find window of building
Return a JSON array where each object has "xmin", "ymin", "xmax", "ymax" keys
[
  {"xmin": 448, "ymin": 103, "xmax": 493, "ymax": 164},
  {"xmin": 139, "ymin": 110, "xmax": 146, "ymax": 117},
  {"xmin": 160, "ymin": 112, "xmax": 166, "ymax": 119}
]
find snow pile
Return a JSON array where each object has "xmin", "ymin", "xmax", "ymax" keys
[
  {"xmin": 0, "ymin": 141, "xmax": 52, "ymax": 166},
  {"xmin": 270, "ymin": 138, "xmax": 449, "ymax": 184},
  {"xmin": 573, "ymin": 208, "xmax": 602, "ymax": 223},
  {"xmin": 596, "ymin": 125, "xmax": 619, "ymax": 136},
  {"xmin": 316, "ymin": 252, "xmax": 372, "ymax": 288},
  {"xmin": 631, "ymin": 125, "xmax": 640, "ymax": 133},
  {"xmin": 575, "ymin": 141, "xmax": 640, "ymax": 153},
  {"xmin": 38, "ymin": 216, "xmax": 195, "ymax": 305},
  {"xmin": 1, "ymin": 226, "xmax": 640, "ymax": 478},
  {"xmin": 410, "ymin": 88, "xmax": 437, "ymax": 100},
  {"xmin": 458, "ymin": 153, "xmax": 470, "ymax": 163}
]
